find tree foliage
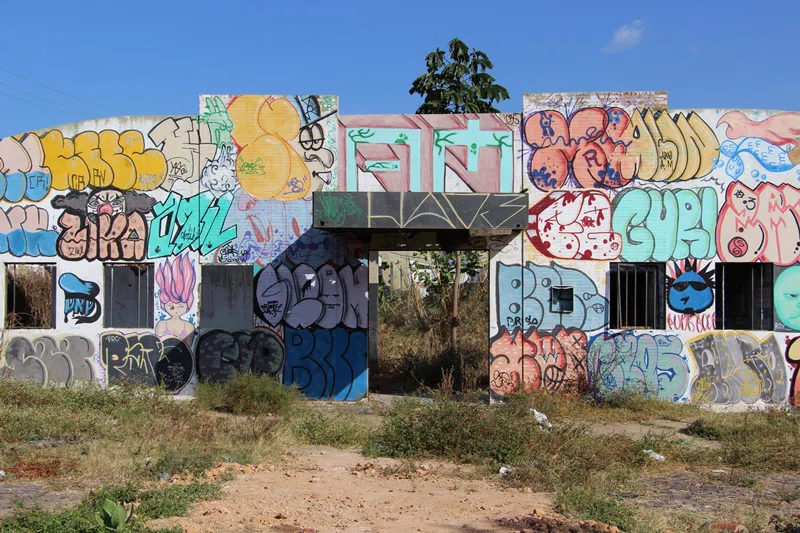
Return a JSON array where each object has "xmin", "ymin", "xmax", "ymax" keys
[{"xmin": 409, "ymin": 38, "xmax": 510, "ymax": 114}]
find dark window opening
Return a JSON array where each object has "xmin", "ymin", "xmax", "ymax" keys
[
  {"xmin": 104, "ymin": 264, "xmax": 154, "ymax": 328},
  {"xmin": 550, "ymin": 286, "xmax": 574, "ymax": 314},
  {"xmin": 5, "ymin": 264, "xmax": 55, "ymax": 329},
  {"xmin": 715, "ymin": 262, "xmax": 773, "ymax": 330},
  {"xmin": 610, "ymin": 262, "xmax": 665, "ymax": 329},
  {"xmin": 200, "ymin": 265, "xmax": 253, "ymax": 329}
]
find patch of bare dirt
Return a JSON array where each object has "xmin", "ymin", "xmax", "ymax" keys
[{"xmin": 147, "ymin": 446, "xmax": 558, "ymax": 533}]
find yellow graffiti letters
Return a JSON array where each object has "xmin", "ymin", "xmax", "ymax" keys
[{"xmin": 41, "ymin": 129, "xmax": 167, "ymax": 191}]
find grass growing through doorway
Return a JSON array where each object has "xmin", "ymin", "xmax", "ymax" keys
[{"xmin": 377, "ymin": 278, "xmax": 489, "ymax": 393}]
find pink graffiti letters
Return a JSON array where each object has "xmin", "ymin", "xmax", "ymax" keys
[{"xmin": 717, "ymin": 182, "xmax": 800, "ymax": 265}]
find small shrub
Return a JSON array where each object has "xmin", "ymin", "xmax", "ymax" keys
[
  {"xmin": 291, "ymin": 409, "xmax": 370, "ymax": 447},
  {"xmin": 194, "ymin": 372, "xmax": 299, "ymax": 417}
]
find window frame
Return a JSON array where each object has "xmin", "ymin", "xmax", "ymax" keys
[
  {"xmin": 550, "ymin": 286, "xmax": 574, "ymax": 314},
  {"xmin": 609, "ymin": 262, "xmax": 666, "ymax": 329},
  {"xmin": 5, "ymin": 263, "xmax": 56, "ymax": 330},
  {"xmin": 715, "ymin": 262, "xmax": 773, "ymax": 331},
  {"xmin": 103, "ymin": 262, "xmax": 155, "ymax": 329}
]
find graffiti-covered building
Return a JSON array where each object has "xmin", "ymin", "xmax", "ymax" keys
[{"xmin": 0, "ymin": 91, "xmax": 798, "ymax": 407}]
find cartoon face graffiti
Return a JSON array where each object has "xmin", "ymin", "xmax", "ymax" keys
[
  {"xmin": 666, "ymin": 259, "xmax": 714, "ymax": 314},
  {"xmin": 86, "ymin": 189, "xmax": 126, "ymax": 222},
  {"xmin": 775, "ymin": 266, "xmax": 800, "ymax": 330}
]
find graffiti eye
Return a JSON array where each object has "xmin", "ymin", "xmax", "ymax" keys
[
  {"xmin": 786, "ymin": 293, "xmax": 799, "ymax": 300},
  {"xmin": 590, "ymin": 303, "xmax": 605, "ymax": 313},
  {"xmin": 673, "ymin": 282, "xmax": 690, "ymax": 291}
]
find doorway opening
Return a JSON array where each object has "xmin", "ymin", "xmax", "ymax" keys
[{"xmin": 371, "ymin": 249, "xmax": 489, "ymax": 395}]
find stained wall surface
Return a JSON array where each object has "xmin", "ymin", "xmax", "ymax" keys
[{"xmin": 1, "ymin": 92, "xmax": 799, "ymax": 407}]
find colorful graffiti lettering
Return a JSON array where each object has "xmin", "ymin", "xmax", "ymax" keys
[
  {"xmin": 717, "ymin": 182, "xmax": 800, "ymax": 265},
  {"xmin": 147, "ymin": 190, "xmax": 237, "ymax": 258},
  {"xmin": 611, "ymin": 187, "xmax": 717, "ymax": 262},
  {"xmin": 100, "ymin": 332, "xmax": 193, "ymax": 393},
  {"xmin": 338, "ymin": 114, "xmax": 513, "ymax": 193},
  {"xmin": 59, "ymin": 273, "xmax": 101, "ymax": 325},
  {"xmin": 40, "ymin": 129, "xmax": 166, "ymax": 191},
  {"xmin": 0, "ymin": 335, "xmax": 95, "ymax": 387},
  {"xmin": 148, "ymin": 116, "xmax": 217, "ymax": 190},
  {"xmin": 528, "ymin": 190, "xmax": 621, "ymax": 260},
  {"xmin": 196, "ymin": 329, "xmax": 285, "ymax": 382},
  {"xmin": 51, "ymin": 188, "xmax": 154, "ymax": 261},
  {"xmin": 199, "ymin": 95, "xmax": 235, "ymax": 149},
  {"xmin": 283, "ymin": 327, "xmax": 367, "ymax": 401},
  {"xmin": 587, "ymin": 332, "xmax": 689, "ymax": 402},
  {"xmin": 666, "ymin": 259, "xmax": 715, "ymax": 314},
  {"xmin": 687, "ymin": 332, "xmax": 788, "ymax": 405},
  {"xmin": 0, "ymin": 205, "xmax": 57, "ymax": 257},
  {"xmin": 490, "ymin": 327, "xmax": 587, "ymax": 396},
  {"xmin": 496, "ymin": 261, "xmax": 608, "ymax": 332},
  {"xmin": 227, "ymin": 95, "xmax": 317, "ymax": 201},
  {"xmin": 255, "ymin": 263, "xmax": 368, "ymax": 329},
  {"xmin": 0, "ymin": 134, "xmax": 52, "ymax": 201},
  {"xmin": 666, "ymin": 312, "xmax": 716, "ymax": 333},
  {"xmin": 523, "ymin": 108, "xmax": 719, "ymax": 190}
]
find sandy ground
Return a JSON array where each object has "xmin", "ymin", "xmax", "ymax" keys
[{"xmin": 147, "ymin": 446, "xmax": 553, "ymax": 533}]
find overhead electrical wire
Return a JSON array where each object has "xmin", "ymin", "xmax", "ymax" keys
[
  {"xmin": 0, "ymin": 65, "xmax": 127, "ymax": 115},
  {"xmin": 0, "ymin": 81, "xmax": 97, "ymax": 116},
  {"xmin": 0, "ymin": 88, "xmax": 80, "ymax": 116}
]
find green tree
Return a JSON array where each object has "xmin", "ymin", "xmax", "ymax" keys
[{"xmin": 409, "ymin": 38, "xmax": 510, "ymax": 114}]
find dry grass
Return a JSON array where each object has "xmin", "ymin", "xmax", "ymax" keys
[
  {"xmin": 5, "ymin": 264, "xmax": 54, "ymax": 329},
  {"xmin": 376, "ymin": 280, "xmax": 489, "ymax": 393},
  {"xmin": 0, "ymin": 379, "xmax": 287, "ymax": 489}
]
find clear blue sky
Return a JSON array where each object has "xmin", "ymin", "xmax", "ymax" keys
[{"xmin": 1, "ymin": 0, "xmax": 797, "ymax": 137}]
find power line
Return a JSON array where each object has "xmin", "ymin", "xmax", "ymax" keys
[
  {"xmin": 0, "ymin": 80, "xmax": 97, "ymax": 116},
  {"xmin": 0, "ymin": 89, "xmax": 80, "ymax": 117},
  {"xmin": 0, "ymin": 65, "xmax": 127, "ymax": 115}
]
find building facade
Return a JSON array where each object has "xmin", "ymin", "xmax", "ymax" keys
[{"xmin": 0, "ymin": 91, "xmax": 797, "ymax": 407}]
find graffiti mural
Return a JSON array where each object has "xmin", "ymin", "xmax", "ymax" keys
[
  {"xmin": 490, "ymin": 327, "xmax": 587, "ymax": 396},
  {"xmin": 212, "ymin": 192, "xmax": 311, "ymax": 266},
  {"xmin": 226, "ymin": 95, "xmax": 336, "ymax": 201},
  {"xmin": 255, "ymin": 263, "xmax": 368, "ymax": 329},
  {"xmin": 51, "ymin": 188, "xmax": 154, "ymax": 261},
  {"xmin": 717, "ymin": 111, "xmax": 800, "ymax": 181},
  {"xmin": 147, "ymin": 190, "xmax": 237, "ymax": 258},
  {"xmin": 148, "ymin": 117, "xmax": 217, "ymax": 191},
  {"xmin": 587, "ymin": 332, "xmax": 689, "ymax": 401},
  {"xmin": 687, "ymin": 332, "xmax": 788, "ymax": 405},
  {"xmin": 611, "ymin": 187, "xmax": 717, "ymax": 262},
  {"xmin": 496, "ymin": 261, "xmax": 607, "ymax": 332},
  {"xmin": 0, "ymin": 335, "xmax": 95, "ymax": 387},
  {"xmin": 786, "ymin": 337, "xmax": 800, "ymax": 406},
  {"xmin": 338, "ymin": 114, "xmax": 513, "ymax": 193},
  {"xmin": 313, "ymin": 192, "xmax": 527, "ymax": 230},
  {"xmin": 0, "ymin": 206, "xmax": 58, "ymax": 257},
  {"xmin": 283, "ymin": 327, "xmax": 367, "ymax": 401},
  {"xmin": 100, "ymin": 332, "xmax": 193, "ymax": 393},
  {"xmin": 717, "ymin": 182, "xmax": 800, "ymax": 265},
  {"xmin": 40, "ymin": 129, "xmax": 167, "ymax": 191},
  {"xmin": 775, "ymin": 266, "xmax": 800, "ymax": 331},
  {"xmin": 528, "ymin": 190, "xmax": 621, "ymax": 260},
  {"xmin": 523, "ymin": 108, "xmax": 719, "ymax": 190},
  {"xmin": 0, "ymin": 134, "xmax": 52, "ymax": 201},
  {"xmin": 196, "ymin": 329, "xmax": 285, "ymax": 382},
  {"xmin": 666, "ymin": 259, "xmax": 715, "ymax": 314},
  {"xmin": 59, "ymin": 273, "xmax": 101, "ymax": 325},
  {"xmin": 155, "ymin": 253, "xmax": 197, "ymax": 344}
]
